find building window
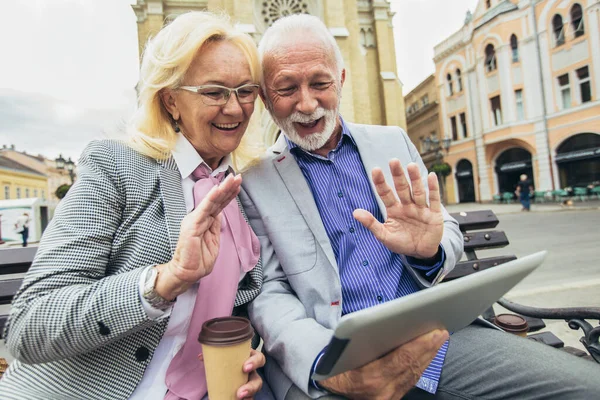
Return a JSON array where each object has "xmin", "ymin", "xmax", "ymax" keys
[
  {"xmin": 456, "ymin": 69, "xmax": 463, "ymax": 92},
  {"xmin": 510, "ymin": 34, "xmax": 519, "ymax": 63},
  {"xmin": 34, "ymin": 189, "xmax": 38, "ymax": 197},
  {"xmin": 571, "ymin": 4, "xmax": 584, "ymax": 38},
  {"xmin": 486, "ymin": 0, "xmax": 491, "ymax": 9},
  {"xmin": 552, "ymin": 14, "xmax": 565, "ymax": 46},
  {"xmin": 25, "ymin": 188, "xmax": 30, "ymax": 198},
  {"xmin": 421, "ymin": 94, "xmax": 429, "ymax": 106},
  {"xmin": 16, "ymin": 187, "xmax": 21, "ymax": 199},
  {"xmin": 450, "ymin": 116, "xmax": 458, "ymax": 141},
  {"xmin": 460, "ymin": 112, "xmax": 468, "ymax": 138},
  {"xmin": 447, "ymin": 73, "xmax": 454, "ymax": 96},
  {"xmin": 490, "ymin": 96, "xmax": 502, "ymax": 126},
  {"xmin": 558, "ymin": 73, "xmax": 571, "ymax": 109},
  {"xmin": 577, "ymin": 66, "xmax": 591, "ymax": 103},
  {"xmin": 485, "ymin": 44, "xmax": 497, "ymax": 72},
  {"xmin": 515, "ymin": 89, "xmax": 525, "ymax": 121},
  {"xmin": 42, "ymin": 190, "xmax": 46, "ymax": 200},
  {"xmin": 3, "ymin": 186, "xmax": 9, "ymax": 200}
]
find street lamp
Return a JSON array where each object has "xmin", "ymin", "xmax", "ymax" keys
[
  {"xmin": 421, "ymin": 135, "xmax": 452, "ymax": 203},
  {"xmin": 55, "ymin": 154, "xmax": 76, "ymax": 184}
]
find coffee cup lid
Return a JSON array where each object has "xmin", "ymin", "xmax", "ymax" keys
[
  {"xmin": 198, "ymin": 317, "xmax": 254, "ymax": 346},
  {"xmin": 493, "ymin": 314, "xmax": 528, "ymax": 332}
]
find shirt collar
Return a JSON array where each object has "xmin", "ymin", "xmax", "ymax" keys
[
  {"xmin": 285, "ymin": 115, "xmax": 355, "ymax": 156},
  {"xmin": 171, "ymin": 132, "xmax": 233, "ymax": 180}
]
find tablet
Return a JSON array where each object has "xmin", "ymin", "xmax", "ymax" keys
[{"xmin": 312, "ymin": 251, "xmax": 547, "ymax": 380}]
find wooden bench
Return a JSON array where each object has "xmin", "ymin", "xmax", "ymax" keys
[
  {"xmin": 1, "ymin": 211, "xmax": 598, "ymax": 363},
  {"xmin": 448, "ymin": 210, "xmax": 600, "ymax": 363},
  {"xmin": 0, "ymin": 247, "xmax": 37, "ymax": 338}
]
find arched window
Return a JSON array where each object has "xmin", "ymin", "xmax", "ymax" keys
[
  {"xmin": 552, "ymin": 14, "xmax": 565, "ymax": 46},
  {"xmin": 456, "ymin": 69, "xmax": 463, "ymax": 92},
  {"xmin": 447, "ymin": 73, "xmax": 454, "ymax": 96},
  {"xmin": 571, "ymin": 4, "xmax": 584, "ymax": 38},
  {"xmin": 510, "ymin": 34, "xmax": 519, "ymax": 63},
  {"xmin": 486, "ymin": 0, "xmax": 491, "ymax": 9},
  {"xmin": 485, "ymin": 44, "xmax": 497, "ymax": 72}
]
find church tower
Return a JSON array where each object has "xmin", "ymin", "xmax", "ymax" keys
[{"xmin": 132, "ymin": 0, "xmax": 406, "ymax": 138}]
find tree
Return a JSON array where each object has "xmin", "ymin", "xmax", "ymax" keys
[{"xmin": 55, "ymin": 184, "xmax": 71, "ymax": 199}]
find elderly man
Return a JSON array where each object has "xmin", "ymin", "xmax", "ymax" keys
[{"xmin": 241, "ymin": 14, "xmax": 600, "ymax": 400}]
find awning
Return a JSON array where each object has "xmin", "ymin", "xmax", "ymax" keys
[{"xmin": 555, "ymin": 147, "xmax": 600, "ymax": 163}]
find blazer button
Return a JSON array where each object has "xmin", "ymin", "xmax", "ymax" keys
[
  {"xmin": 135, "ymin": 346, "xmax": 150, "ymax": 362},
  {"xmin": 97, "ymin": 321, "xmax": 110, "ymax": 336}
]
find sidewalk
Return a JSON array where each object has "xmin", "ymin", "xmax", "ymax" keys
[{"xmin": 445, "ymin": 199, "xmax": 600, "ymax": 215}]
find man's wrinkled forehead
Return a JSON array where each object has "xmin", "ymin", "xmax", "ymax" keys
[{"xmin": 262, "ymin": 35, "xmax": 337, "ymax": 79}]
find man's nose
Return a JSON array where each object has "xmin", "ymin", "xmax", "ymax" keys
[{"xmin": 295, "ymin": 86, "xmax": 318, "ymax": 115}]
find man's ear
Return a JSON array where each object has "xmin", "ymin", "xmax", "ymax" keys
[{"xmin": 159, "ymin": 88, "xmax": 179, "ymax": 121}]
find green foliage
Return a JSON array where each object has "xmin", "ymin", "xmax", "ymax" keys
[
  {"xmin": 429, "ymin": 162, "xmax": 452, "ymax": 177},
  {"xmin": 55, "ymin": 184, "xmax": 71, "ymax": 199}
]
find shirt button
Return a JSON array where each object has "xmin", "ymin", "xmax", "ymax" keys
[
  {"xmin": 377, "ymin": 295, "xmax": 383, "ymax": 302},
  {"xmin": 362, "ymin": 260, "xmax": 369, "ymax": 266},
  {"xmin": 349, "ymin": 227, "xmax": 355, "ymax": 233},
  {"xmin": 337, "ymin": 191, "xmax": 344, "ymax": 198}
]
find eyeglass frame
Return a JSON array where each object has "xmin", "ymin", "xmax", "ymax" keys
[{"xmin": 177, "ymin": 83, "xmax": 260, "ymax": 106}]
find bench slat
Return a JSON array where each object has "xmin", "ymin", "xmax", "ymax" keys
[
  {"xmin": 0, "ymin": 279, "xmax": 23, "ymax": 305},
  {"xmin": 450, "ymin": 210, "xmax": 499, "ymax": 232},
  {"xmin": 463, "ymin": 230, "xmax": 510, "ymax": 251},
  {"xmin": 444, "ymin": 255, "xmax": 517, "ymax": 281}
]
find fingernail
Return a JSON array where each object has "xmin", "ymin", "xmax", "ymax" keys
[
  {"xmin": 434, "ymin": 330, "xmax": 449, "ymax": 342},
  {"xmin": 243, "ymin": 363, "xmax": 252, "ymax": 372},
  {"xmin": 239, "ymin": 390, "xmax": 248, "ymax": 399}
]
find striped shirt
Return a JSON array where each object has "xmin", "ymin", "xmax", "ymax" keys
[{"xmin": 287, "ymin": 119, "xmax": 448, "ymax": 394}]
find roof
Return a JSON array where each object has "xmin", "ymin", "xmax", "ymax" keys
[{"xmin": 0, "ymin": 155, "xmax": 46, "ymax": 177}]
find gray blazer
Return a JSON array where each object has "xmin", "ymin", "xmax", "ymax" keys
[
  {"xmin": 0, "ymin": 140, "xmax": 262, "ymax": 400},
  {"xmin": 240, "ymin": 123, "xmax": 463, "ymax": 399}
]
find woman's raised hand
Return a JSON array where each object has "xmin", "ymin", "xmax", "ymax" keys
[{"xmin": 155, "ymin": 174, "xmax": 242, "ymax": 300}]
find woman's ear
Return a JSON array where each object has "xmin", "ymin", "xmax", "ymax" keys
[{"xmin": 160, "ymin": 88, "xmax": 179, "ymax": 121}]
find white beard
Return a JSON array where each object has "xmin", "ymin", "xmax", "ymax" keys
[{"xmin": 271, "ymin": 106, "xmax": 338, "ymax": 152}]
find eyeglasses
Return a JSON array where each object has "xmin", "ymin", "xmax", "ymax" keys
[{"xmin": 178, "ymin": 83, "xmax": 260, "ymax": 106}]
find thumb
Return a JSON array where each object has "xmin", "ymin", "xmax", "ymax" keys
[{"xmin": 353, "ymin": 209, "xmax": 385, "ymax": 241}]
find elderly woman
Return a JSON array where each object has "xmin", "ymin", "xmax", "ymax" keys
[{"xmin": 0, "ymin": 12, "xmax": 269, "ymax": 400}]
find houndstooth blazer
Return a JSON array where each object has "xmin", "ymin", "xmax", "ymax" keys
[{"xmin": 0, "ymin": 140, "xmax": 262, "ymax": 400}]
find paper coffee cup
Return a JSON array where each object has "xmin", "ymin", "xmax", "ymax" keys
[
  {"xmin": 198, "ymin": 317, "xmax": 254, "ymax": 400},
  {"xmin": 493, "ymin": 314, "xmax": 529, "ymax": 337}
]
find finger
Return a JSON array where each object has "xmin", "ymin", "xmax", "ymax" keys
[
  {"xmin": 192, "ymin": 175, "xmax": 241, "ymax": 219},
  {"xmin": 353, "ymin": 209, "xmax": 386, "ymax": 242},
  {"xmin": 243, "ymin": 350, "xmax": 266, "ymax": 373},
  {"xmin": 197, "ymin": 353, "xmax": 204, "ymax": 361},
  {"xmin": 390, "ymin": 159, "xmax": 412, "ymax": 205},
  {"xmin": 406, "ymin": 163, "xmax": 426, "ymax": 207},
  {"xmin": 371, "ymin": 167, "xmax": 399, "ymax": 209},
  {"xmin": 402, "ymin": 329, "xmax": 449, "ymax": 368},
  {"xmin": 237, "ymin": 370, "xmax": 262, "ymax": 399},
  {"xmin": 427, "ymin": 173, "xmax": 442, "ymax": 213}
]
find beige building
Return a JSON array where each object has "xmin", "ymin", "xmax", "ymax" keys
[
  {"xmin": 0, "ymin": 154, "xmax": 47, "ymax": 202},
  {"xmin": 1, "ymin": 145, "xmax": 74, "ymax": 202},
  {"xmin": 132, "ymin": 0, "xmax": 407, "ymax": 143},
  {"xmin": 434, "ymin": 0, "xmax": 600, "ymax": 204},
  {"xmin": 404, "ymin": 74, "xmax": 442, "ymax": 161}
]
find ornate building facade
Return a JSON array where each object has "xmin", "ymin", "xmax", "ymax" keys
[
  {"xmin": 434, "ymin": 0, "xmax": 600, "ymax": 203},
  {"xmin": 132, "ymin": 0, "xmax": 407, "ymax": 144}
]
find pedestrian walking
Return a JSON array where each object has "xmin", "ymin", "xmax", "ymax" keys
[
  {"xmin": 14, "ymin": 212, "xmax": 30, "ymax": 247},
  {"xmin": 515, "ymin": 174, "xmax": 534, "ymax": 211}
]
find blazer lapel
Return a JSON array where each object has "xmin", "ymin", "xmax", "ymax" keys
[
  {"xmin": 271, "ymin": 136, "xmax": 338, "ymax": 270},
  {"xmin": 157, "ymin": 157, "xmax": 187, "ymax": 256},
  {"xmin": 348, "ymin": 123, "xmax": 393, "ymax": 220}
]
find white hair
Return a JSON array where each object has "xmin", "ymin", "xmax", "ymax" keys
[{"xmin": 258, "ymin": 14, "xmax": 344, "ymax": 89}]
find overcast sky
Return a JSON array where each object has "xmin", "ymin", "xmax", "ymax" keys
[{"xmin": 0, "ymin": 0, "xmax": 478, "ymax": 162}]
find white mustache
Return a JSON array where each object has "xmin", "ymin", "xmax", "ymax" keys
[{"xmin": 288, "ymin": 108, "xmax": 326, "ymax": 123}]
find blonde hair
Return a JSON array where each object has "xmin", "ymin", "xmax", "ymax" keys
[{"xmin": 128, "ymin": 11, "xmax": 262, "ymax": 169}]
